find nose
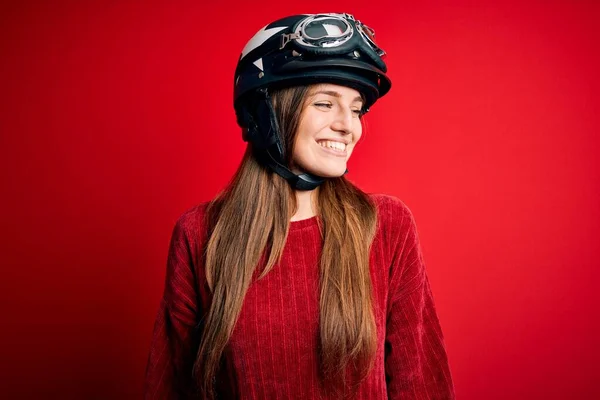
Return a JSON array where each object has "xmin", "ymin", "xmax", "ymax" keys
[{"xmin": 330, "ymin": 106, "xmax": 354, "ymax": 135}]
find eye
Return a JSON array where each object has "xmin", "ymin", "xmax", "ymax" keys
[
  {"xmin": 353, "ymin": 108, "xmax": 367, "ymax": 119},
  {"xmin": 314, "ymin": 102, "xmax": 333, "ymax": 109}
]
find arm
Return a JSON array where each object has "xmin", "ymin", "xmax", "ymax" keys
[
  {"xmin": 385, "ymin": 207, "xmax": 455, "ymax": 399},
  {"xmin": 144, "ymin": 216, "xmax": 201, "ymax": 399}
]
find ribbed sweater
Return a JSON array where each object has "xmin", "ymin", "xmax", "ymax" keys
[{"xmin": 144, "ymin": 194, "xmax": 455, "ymax": 399}]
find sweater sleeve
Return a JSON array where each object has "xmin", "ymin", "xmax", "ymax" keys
[
  {"xmin": 384, "ymin": 203, "xmax": 455, "ymax": 399},
  {"xmin": 144, "ymin": 215, "xmax": 201, "ymax": 399}
]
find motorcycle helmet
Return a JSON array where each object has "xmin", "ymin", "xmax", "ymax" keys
[{"xmin": 234, "ymin": 13, "xmax": 391, "ymax": 190}]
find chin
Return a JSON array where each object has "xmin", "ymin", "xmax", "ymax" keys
[
  {"xmin": 318, "ymin": 170, "xmax": 346, "ymax": 178},
  {"xmin": 307, "ymin": 164, "xmax": 348, "ymax": 178},
  {"xmin": 292, "ymin": 157, "xmax": 348, "ymax": 178}
]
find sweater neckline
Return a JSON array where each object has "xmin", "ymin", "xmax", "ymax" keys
[{"xmin": 289, "ymin": 215, "xmax": 319, "ymax": 231}]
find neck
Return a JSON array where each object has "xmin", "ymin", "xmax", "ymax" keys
[{"xmin": 291, "ymin": 187, "xmax": 319, "ymax": 221}]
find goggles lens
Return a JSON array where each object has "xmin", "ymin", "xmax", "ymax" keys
[
  {"xmin": 303, "ymin": 16, "xmax": 351, "ymax": 45},
  {"xmin": 286, "ymin": 14, "xmax": 386, "ymax": 58}
]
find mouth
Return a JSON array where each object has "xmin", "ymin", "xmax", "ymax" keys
[{"xmin": 316, "ymin": 140, "xmax": 348, "ymax": 157}]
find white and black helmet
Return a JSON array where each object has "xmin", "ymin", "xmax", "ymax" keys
[{"xmin": 233, "ymin": 13, "xmax": 392, "ymax": 190}]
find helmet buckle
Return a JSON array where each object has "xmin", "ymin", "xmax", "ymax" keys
[{"xmin": 280, "ymin": 33, "xmax": 300, "ymax": 50}]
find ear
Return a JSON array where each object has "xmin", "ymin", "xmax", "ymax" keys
[
  {"xmin": 239, "ymin": 90, "xmax": 284, "ymax": 158},
  {"xmin": 239, "ymin": 104, "xmax": 256, "ymax": 142}
]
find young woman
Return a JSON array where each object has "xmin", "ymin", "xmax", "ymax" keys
[{"xmin": 144, "ymin": 13, "xmax": 455, "ymax": 399}]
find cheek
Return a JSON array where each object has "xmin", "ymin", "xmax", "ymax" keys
[
  {"xmin": 345, "ymin": 124, "xmax": 363, "ymax": 155},
  {"xmin": 355, "ymin": 130, "xmax": 363, "ymax": 143},
  {"xmin": 291, "ymin": 129, "xmax": 314, "ymax": 163},
  {"xmin": 353, "ymin": 123, "xmax": 363, "ymax": 143},
  {"xmin": 294, "ymin": 128, "xmax": 312, "ymax": 150},
  {"xmin": 294, "ymin": 119, "xmax": 321, "ymax": 149}
]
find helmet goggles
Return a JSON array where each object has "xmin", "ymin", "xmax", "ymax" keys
[{"xmin": 279, "ymin": 13, "xmax": 387, "ymax": 72}]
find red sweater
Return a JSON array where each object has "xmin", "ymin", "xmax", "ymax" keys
[{"xmin": 144, "ymin": 194, "xmax": 455, "ymax": 399}]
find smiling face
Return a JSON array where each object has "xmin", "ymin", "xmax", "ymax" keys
[{"xmin": 290, "ymin": 83, "xmax": 364, "ymax": 178}]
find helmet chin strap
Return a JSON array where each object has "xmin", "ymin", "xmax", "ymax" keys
[
  {"xmin": 244, "ymin": 88, "xmax": 348, "ymax": 191},
  {"xmin": 264, "ymin": 148, "xmax": 326, "ymax": 191}
]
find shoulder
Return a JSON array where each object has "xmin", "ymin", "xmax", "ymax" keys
[
  {"xmin": 170, "ymin": 201, "xmax": 212, "ymax": 246},
  {"xmin": 175, "ymin": 201, "xmax": 210, "ymax": 229},
  {"xmin": 368, "ymin": 193, "xmax": 415, "ymax": 224},
  {"xmin": 165, "ymin": 201, "xmax": 213, "ymax": 281},
  {"xmin": 367, "ymin": 193, "xmax": 420, "ymax": 243}
]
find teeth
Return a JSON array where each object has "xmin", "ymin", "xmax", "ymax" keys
[{"xmin": 318, "ymin": 140, "xmax": 346, "ymax": 151}]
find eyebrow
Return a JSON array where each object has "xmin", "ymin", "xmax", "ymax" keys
[{"xmin": 310, "ymin": 90, "xmax": 364, "ymax": 104}]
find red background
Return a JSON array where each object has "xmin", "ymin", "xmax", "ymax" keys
[{"xmin": 2, "ymin": 1, "xmax": 599, "ymax": 398}]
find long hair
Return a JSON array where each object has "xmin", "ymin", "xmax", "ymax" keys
[{"xmin": 194, "ymin": 85, "xmax": 378, "ymax": 398}]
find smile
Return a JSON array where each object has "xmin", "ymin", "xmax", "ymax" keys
[{"xmin": 317, "ymin": 140, "xmax": 346, "ymax": 152}]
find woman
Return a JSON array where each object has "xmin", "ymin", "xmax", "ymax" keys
[{"xmin": 144, "ymin": 13, "xmax": 455, "ymax": 399}]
